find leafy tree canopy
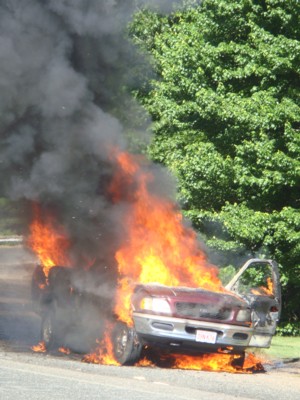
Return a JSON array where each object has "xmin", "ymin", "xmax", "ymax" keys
[{"xmin": 129, "ymin": 0, "xmax": 300, "ymax": 322}]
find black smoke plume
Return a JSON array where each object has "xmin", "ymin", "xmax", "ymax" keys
[{"xmin": 0, "ymin": 0, "xmax": 181, "ymax": 268}]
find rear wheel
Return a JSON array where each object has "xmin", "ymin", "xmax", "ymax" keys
[
  {"xmin": 41, "ymin": 310, "xmax": 61, "ymax": 350},
  {"xmin": 112, "ymin": 322, "xmax": 142, "ymax": 365}
]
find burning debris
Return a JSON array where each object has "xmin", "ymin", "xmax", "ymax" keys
[
  {"xmin": 169, "ymin": 352, "xmax": 266, "ymax": 373},
  {"xmin": 81, "ymin": 343, "xmax": 267, "ymax": 373},
  {"xmin": 31, "ymin": 341, "xmax": 46, "ymax": 353},
  {"xmin": 58, "ymin": 347, "xmax": 71, "ymax": 355}
]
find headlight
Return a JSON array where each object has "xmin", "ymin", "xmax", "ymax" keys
[
  {"xmin": 237, "ymin": 309, "xmax": 251, "ymax": 322},
  {"xmin": 139, "ymin": 297, "xmax": 171, "ymax": 314}
]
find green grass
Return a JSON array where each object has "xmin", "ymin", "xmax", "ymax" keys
[{"xmin": 257, "ymin": 336, "xmax": 300, "ymax": 360}]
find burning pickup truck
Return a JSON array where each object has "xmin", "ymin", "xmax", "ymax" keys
[{"xmin": 31, "ymin": 258, "xmax": 281, "ymax": 366}]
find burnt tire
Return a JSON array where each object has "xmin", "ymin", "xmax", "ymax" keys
[
  {"xmin": 41, "ymin": 310, "xmax": 61, "ymax": 350},
  {"xmin": 112, "ymin": 322, "xmax": 142, "ymax": 366}
]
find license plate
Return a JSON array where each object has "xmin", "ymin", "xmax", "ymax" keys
[{"xmin": 195, "ymin": 330, "xmax": 217, "ymax": 344}]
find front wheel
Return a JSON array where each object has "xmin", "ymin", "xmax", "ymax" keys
[{"xmin": 112, "ymin": 322, "xmax": 142, "ymax": 365}]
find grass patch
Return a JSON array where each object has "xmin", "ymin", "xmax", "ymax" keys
[{"xmin": 257, "ymin": 336, "xmax": 300, "ymax": 360}]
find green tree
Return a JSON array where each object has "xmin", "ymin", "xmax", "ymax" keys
[
  {"xmin": 130, "ymin": 0, "xmax": 300, "ymax": 324},
  {"xmin": 0, "ymin": 198, "xmax": 25, "ymax": 237}
]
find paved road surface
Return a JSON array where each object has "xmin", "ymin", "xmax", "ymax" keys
[{"xmin": 1, "ymin": 346, "xmax": 300, "ymax": 400}]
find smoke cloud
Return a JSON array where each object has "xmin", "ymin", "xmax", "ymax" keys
[{"xmin": 0, "ymin": 0, "xmax": 181, "ymax": 268}]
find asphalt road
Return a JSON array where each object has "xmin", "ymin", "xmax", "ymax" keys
[
  {"xmin": 1, "ymin": 344, "xmax": 300, "ymax": 400},
  {"xmin": 0, "ymin": 245, "xmax": 300, "ymax": 400}
]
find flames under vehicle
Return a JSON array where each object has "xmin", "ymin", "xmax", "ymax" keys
[{"xmin": 31, "ymin": 258, "xmax": 281, "ymax": 365}]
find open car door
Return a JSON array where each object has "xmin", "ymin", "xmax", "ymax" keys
[{"xmin": 226, "ymin": 258, "xmax": 281, "ymax": 348}]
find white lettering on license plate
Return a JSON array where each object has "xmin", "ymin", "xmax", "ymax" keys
[{"xmin": 195, "ymin": 330, "xmax": 217, "ymax": 344}]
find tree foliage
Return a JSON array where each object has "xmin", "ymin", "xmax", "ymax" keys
[
  {"xmin": 0, "ymin": 198, "xmax": 24, "ymax": 237},
  {"xmin": 130, "ymin": 0, "xmax": 300, "ymax": 322}
]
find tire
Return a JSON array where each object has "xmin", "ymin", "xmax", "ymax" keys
[
  {"xmin": 41, "ymin": 310, "xmax": 61, "ymax": 350},
  {"xmin": 112, "ymin": 322, "xmax": 142, "ymax": 365}
]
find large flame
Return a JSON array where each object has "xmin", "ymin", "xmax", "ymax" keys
[
  {"xmin": 134, "ymin": 348, "xmax": 265, "ymax": 373},
  {"xmin": 83, "ymin": 323, "xmax": 120, "ymax": 366},
  {"xmin": 109, "ymin": 151, "xmax": 223, "ymax": 325},
  {"xmin": 28, "ymin": 149, "xmax": 266, "ymax": 374},
  {"xmin": 27, "ymin": 203, "xmax": 71, "ymax": 277},
  {"xmin": 168, "ymin": 352, "xmax": 264, "ymax": 373}
]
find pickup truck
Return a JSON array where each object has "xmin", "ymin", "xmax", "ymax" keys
[{"xmin": 31, "ymin": 258, "xmax": 281, "ymax": 365}]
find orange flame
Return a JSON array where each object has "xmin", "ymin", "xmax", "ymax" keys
[
  {"xmin": 169, "ymin": 352, "xmax": 264, "ymax": 373},
  {"xmin": 138, "ymin": 351, "xmax": 265, "ymax": 373},
  {"xmin": 58, "ymin": 347, "xmax": 71, "ymax": 355},
  {"xmin": 137, "ymin": 357, "xmax": 156, "ymax": 367},
  {"xmin": 109, "ymin": 151, "xmax": 223, "ymax": 325},
  {"xmin": 243, "ymin": 352, "xmax": 266, "ymax": 371},
  {"xmin": 171, "ymin": 353, "xmax": 242, "ymax": 372},
  {"xmin": 251, "ymin": 277, "xmax": 274, "ymax": 296},
  {"xmin": 27, "ymin": 203, "xmax": 71, "ymax": 277},
  {"xmin": 82, "ymin": 324, "xmax": 120, "ymax": 366},
  {"xmin": 31, "ymin": 341, "xmax": 47, "ymax": 353}
]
